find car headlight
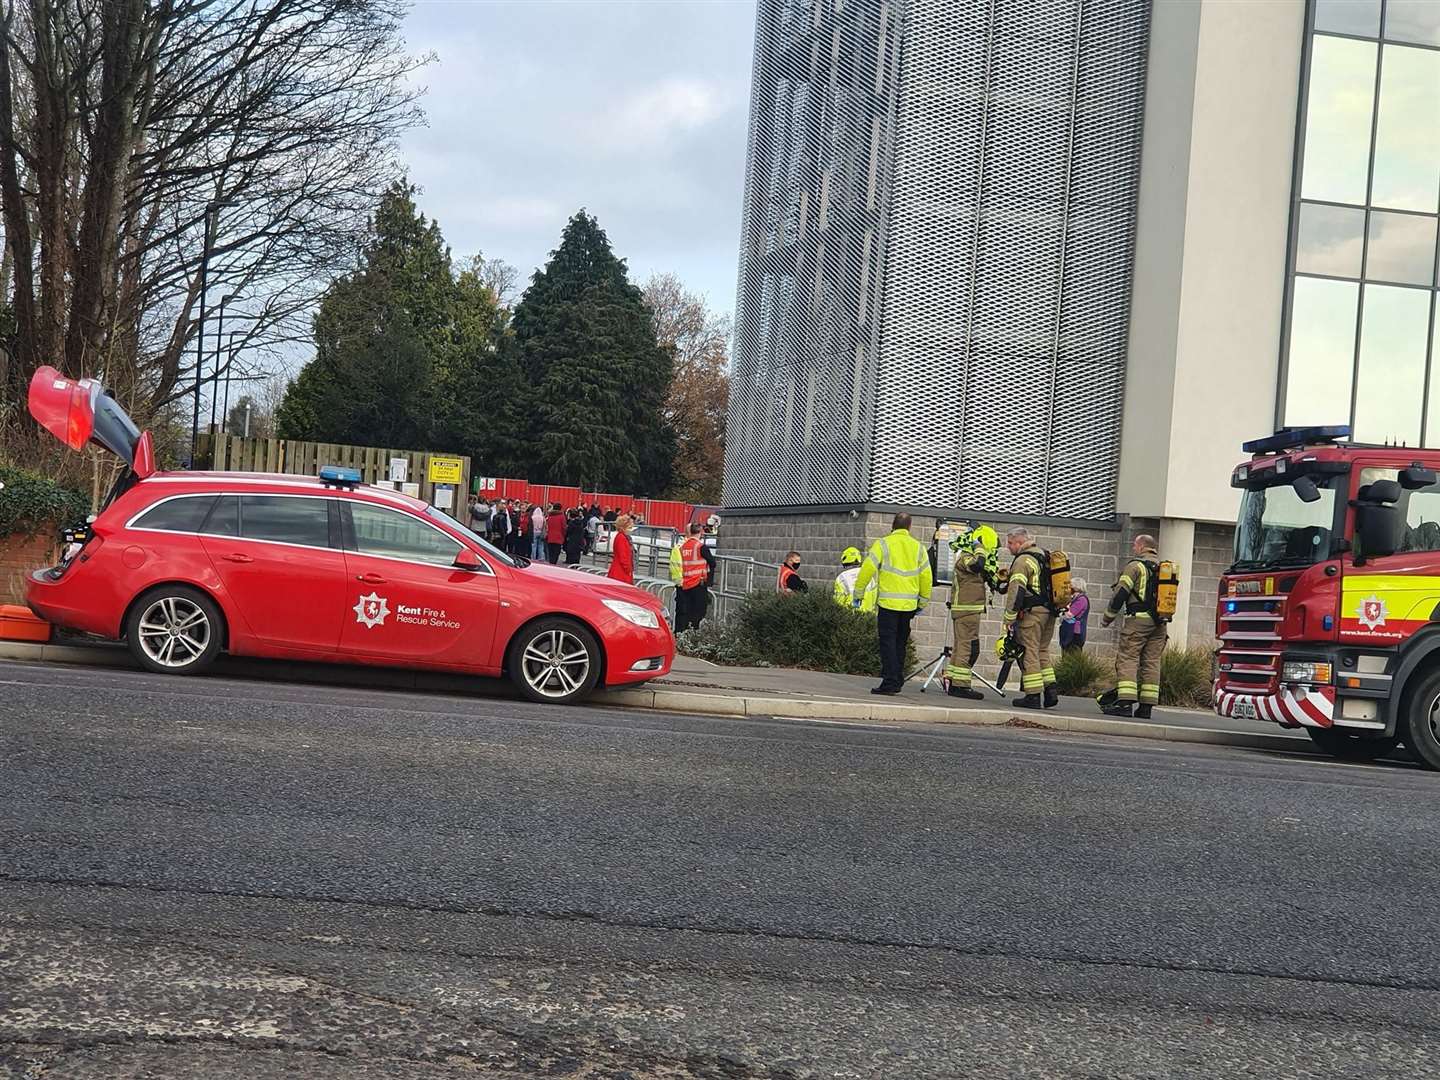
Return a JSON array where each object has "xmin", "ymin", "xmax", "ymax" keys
[
  {"xmin": 1282, "ymin": 660, "xmax": 1332, "ymax": 685},
  {"xmin": 602, "ymin": 598, "xmax": 660, "ymax": 629}
]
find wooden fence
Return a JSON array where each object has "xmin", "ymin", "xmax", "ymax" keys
[{"xmin": 196, "ymin": 434, "xmax": 471, "ymax": 517}]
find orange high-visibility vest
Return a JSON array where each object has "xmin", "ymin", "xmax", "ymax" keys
[{"xmin": 680, "ymin": 537, "xmax": 708, "ymax": 590}]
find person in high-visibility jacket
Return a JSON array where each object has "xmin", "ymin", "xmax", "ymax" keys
[
  {"xmin": 669, "ymin": 523, "xmax": 715, "ymax": 634},
  {"xmin": 853, "ymin": 513, "xmax": 933, "ymax": 696},
  {"xmin": 832, "ymin": 546, "xmax": 877, "ymax": 612},
  {"xmin": 943, "ymin": 525, "xmax": 996, "ymax": 700},
  {"xmin": 1000, "ymin": 526, "xmax": 1058, "ymax": 710}
]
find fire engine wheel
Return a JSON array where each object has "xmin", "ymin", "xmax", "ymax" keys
[
  {"xmin": 1402, "ymin": 668, "xmax": 1440, "ymax": 771},
  {"xmin": 125, "ymin": 586, "xmax": 223, "ymax": 676},
  {"xmin": 509, "ymin": 618, "xmax": 601, "ymax": 705},
  {"xmin": 1304, "ymin": 727, "xmax": 1400, "ymax": 763}
]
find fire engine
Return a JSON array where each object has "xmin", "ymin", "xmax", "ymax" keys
[{"xmin": 1214, "ymin": 425, "xmax": 1440, "ymax": 769}]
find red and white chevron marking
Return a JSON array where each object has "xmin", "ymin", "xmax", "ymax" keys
[{"xmin": 1214, "ymin": 684, "xmax": 1336, "ymax": 729}]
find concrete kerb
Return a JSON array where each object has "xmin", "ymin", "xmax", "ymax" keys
[{"xmin": 0, "ymin": 639, "xmax": 1310, "ymax": 756}]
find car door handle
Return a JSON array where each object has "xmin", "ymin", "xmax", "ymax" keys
[
  {"xmin": 220, "ymin": 553, "xmax": 253, "ymax": 564},
  {"xmin": 356, "ymin": 573, "xmax": 387, "ymax": 584}
]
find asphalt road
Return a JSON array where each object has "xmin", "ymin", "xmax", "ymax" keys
[{"xmin": 1, "ymin": 658, "xmax": 1438, "ymax": 1079}]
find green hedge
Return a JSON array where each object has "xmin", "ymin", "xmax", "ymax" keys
[
  {"xmin": 1053, "ymin": 643, "xmax": 1215, "ymax": 708},
  {"xmin": 676, "ymin": 588, "xmax": 916, "ymax": 677},
  {"xmin": 0, "ymin": 465, "xmax": 90, "ymax": 540}
]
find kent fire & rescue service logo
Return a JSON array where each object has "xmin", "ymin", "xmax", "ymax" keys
[
  {"xmin": 353, "ymin": 592, "xmax": 390, "ymax": 630},
  {"xmin": 1358, "ymin": 595, "xmax": 1388, "ymax": 631}
]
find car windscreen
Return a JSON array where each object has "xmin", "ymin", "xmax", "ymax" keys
[
  {"xmin": 1233, "ymin": 476, "xmax": 1340, "ymax": 570},
  {"xmin": 425, "ymin": 506, "xmax": 515, "ymax": 566}
]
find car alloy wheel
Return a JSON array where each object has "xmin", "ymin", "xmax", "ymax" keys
[
  {"xmin": 520, "ymin": 627, "xmax": 592, "ymax": 700},
  {"xmin": 136, "ymin": 595, "xmax": 213, "ymax": 669}
]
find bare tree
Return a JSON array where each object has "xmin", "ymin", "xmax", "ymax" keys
[
  {"xmin": 0, "ymin": 0, "xmax": 428, "ymax": 473},
  {"xmin": 643, "ymin": 272, "xmax": 730, "ymax": 504}
]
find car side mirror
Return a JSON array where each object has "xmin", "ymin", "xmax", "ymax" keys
[{"xmin": 453, "ymin": 548, "xmax": 485, "ymax": 571}]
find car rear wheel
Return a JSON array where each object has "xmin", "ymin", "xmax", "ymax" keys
[
  {"xmin": 1304, "ymin": 727, "xmax": 1400, "ymax": 763},
  {"xmin": 510, "ymin": 618, "xmax": 601, "ymax": 705},
  {"xmin": 1402, "ymin": 667, "xmax": 1440, "ymax": 771},
  {"xmin": 125, "ymin": 586, "xmax": 223, "ymax": 676}
]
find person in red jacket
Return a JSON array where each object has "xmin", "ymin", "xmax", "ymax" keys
[
  {"xmin": 545, "ymin": 502, "xmax": 566, "ymax": 564},
  {"xmin": 607, "ymin": 513, "xmax": 636, "ymax": 584}
]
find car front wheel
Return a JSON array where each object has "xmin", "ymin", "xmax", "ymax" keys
[
  {"xmin": 510, "ymin": 618, "xmax": 601, "ymax": 705},
  {"xmin": 125, "ymin": 586, "xmax": 223, "ymax": 675}
]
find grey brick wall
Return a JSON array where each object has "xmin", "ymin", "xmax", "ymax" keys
[{"xmin": 1188, "ymin": 522, "xmax": 1233, "ymax": 649}]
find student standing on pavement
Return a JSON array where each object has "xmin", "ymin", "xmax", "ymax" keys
[
  {"xmin": 1000, "ymin": 527, "xmax": 1059, "ymax": 711},
  {"xmin": 1098, "ymin": 536, "xmax": 1168, "ymax": 719},
  {"xmin": 563, "ymin": 508, "xmax": 586, "ymax": 565},
  {"xmin": 853, "ymin": 513, "xmax": 933, "ymax": 696},
  {"xmin": 607, "ymin": 514, "xmax": 636, "ymax": 584},
  {"xmin": 530, "ymin": 503, "xmax": 547, "ymax": 561},
  {"xmin": 545, "ymin": 502, "xmax": 566, "ymax": 564}
]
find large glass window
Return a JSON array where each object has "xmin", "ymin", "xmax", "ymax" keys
[
  {"xmin": 1300, "ymin": 37, "xmax": 1377, "ymax": 205},
  {"xmin": 1285, "ymin": 278, "xmax": 1359, "ymax": 427},
  {"xmin": 1233, "ymin": 478, "xmax": 1340, "ymax": 570},
  {"xmin": 1353, "ymin": 284, "xmax": 1429, "ymax": 444},
  {"xmin": 1370, "ymin": 45, "xmax": 1440, "ymax": 212},
  {"xmin": 1283, "ymin": 9, "xmax": 1440, "ymax": 447},
  {"xmin": 239, "ymin": 496, "xmax": 332, "ymax": 548},
  {"xmin": 349, "ymin": 503, "xmax": 462, "ymax": 566}
]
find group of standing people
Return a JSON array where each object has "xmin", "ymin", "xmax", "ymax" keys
[{"xmin": 468, "ymin": 497, "xmax": 643, "ymax": 568}]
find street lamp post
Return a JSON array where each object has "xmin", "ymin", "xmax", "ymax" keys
[
  {"xmin": 189, "ymin": 199, "xmax": 236, "ymax": 466},
  {"xmin": 221, "ymin": 330, "xmax": 239, "ymax": 435},
  {"xmin": 208, "ymin": 293, "xmax": 236, "ymax": 436}
]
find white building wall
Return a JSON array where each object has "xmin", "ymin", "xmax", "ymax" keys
[{"xmin": 1119, "ymin": 0, "xmax": 1306, "ymax": 527}]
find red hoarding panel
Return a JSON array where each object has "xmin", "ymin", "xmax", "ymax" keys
[{"xmin": 643, "ymin": 500, "xmax": 689, "ymax": 531}]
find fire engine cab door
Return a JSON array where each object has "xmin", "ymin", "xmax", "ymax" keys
[
  {"xmin": 338, "ymin": 502, "xmax": 499, "ymax": 667},
  {"xmin": 1341, "ymin": 466, "xmax": 1440, "ymax": 643}
]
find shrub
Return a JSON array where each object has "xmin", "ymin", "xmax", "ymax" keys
[
  {"xmin": 1052, "ymin": 648, "xmax": 1109, "ymax": 697},
  {"xmin": 675, "ymin": 588, "xmax": 915, "ymax": 676},
  {"xmin": 1160, "ymin": 645, "xmax": 1215, "ymax": 708},
  {"xmin": 0, "ymin": 465, "xmax": 89, "ymax": 540}
]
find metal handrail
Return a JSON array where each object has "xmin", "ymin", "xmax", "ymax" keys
[{"xmin": 571, "ymin": 541, "xmax": 782, "ymax": 626}]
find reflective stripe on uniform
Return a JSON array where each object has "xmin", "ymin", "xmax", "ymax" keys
[
  {"xmin": 1139, "ymin": 683, "xmax": 1160, "ymax": 704},
  {"xmin": 952, "ymin": 602, "xmax": 985, "ymax": 613},
  {"xmin": 1021, "ymin": 673, "xmax": 1044, "ymax": 691}
]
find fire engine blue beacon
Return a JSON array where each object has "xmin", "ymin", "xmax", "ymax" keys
[{"xmin": 319, "ymin": 465, "xmax": 362, "ymax": 488}]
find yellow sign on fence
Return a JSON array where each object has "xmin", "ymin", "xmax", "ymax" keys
[{"xmin": 427, "ymin": 455, "xmax": 464, "ymax": 484}]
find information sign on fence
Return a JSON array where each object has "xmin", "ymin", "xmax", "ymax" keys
[{"xmin": 427, "ymin": 456, "xmax": 464, "ymax": 484}]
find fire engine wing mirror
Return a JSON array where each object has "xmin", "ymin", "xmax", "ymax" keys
[
  {"xmin": 1359, "ymin": 478, "xmax": 1402, "ymax": 505},
  {"xmin": 452, "ymin": 548, "xmax": 485, "ymax": 571},
  {"xmin": 1400, "ymin": 466, "xmax": 1437, "ymax": 490},
  {"xmin": 1292, "ymin": 475, "xmax": 1321, "ymax": 503}
]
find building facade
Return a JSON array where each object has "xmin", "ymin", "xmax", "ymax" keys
[{"xmin": 724, "ymin": 0, "xmax": 1431, "ymax": 656}]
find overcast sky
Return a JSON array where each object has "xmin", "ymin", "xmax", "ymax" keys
[{"xmin": 399, "ymin": 0, "xmax": 758, "ymax": 318}]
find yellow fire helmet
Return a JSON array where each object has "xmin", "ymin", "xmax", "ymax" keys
[
  {"xmin": 840, "ymin": 546, "xmax": 863, "ymax": 566},
  {"xmin": 971, "ymin": 524, "xmax": 999, "ymax": 553}
]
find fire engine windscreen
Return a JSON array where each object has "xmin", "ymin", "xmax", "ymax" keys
[{"xmin": 1233, "ymin": 475, "xmax": 1340, "ymax": 571}]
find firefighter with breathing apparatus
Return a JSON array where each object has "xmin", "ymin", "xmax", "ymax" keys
[
  {"xmin": 1097, "ymin": 534, "xmax": 1180, "ymax": 719},
  {"xmin": 942, "ymin": 523, "xmax": 1000, "ymax": 700}
]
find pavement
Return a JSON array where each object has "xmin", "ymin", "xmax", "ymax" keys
[
  {"xmin": 0, "ymin": 658, "xmax": 1436, "ymax": 1079},
  {"xmin": 0, "ymin": 637, "xmax": 1313, "ymax": 756}
]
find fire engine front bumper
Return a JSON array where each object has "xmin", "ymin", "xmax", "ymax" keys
[{"xmin": 1214, "ymin": 684, "xmax": 1336, "ymax": 729}]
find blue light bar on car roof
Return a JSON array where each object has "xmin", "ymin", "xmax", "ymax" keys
[
  {"xmin": 1241, "ymin": 425, "xmax": 1351, "ymax": 455},
  {"xmin": 319, "ymin": 465, "xmax": 362, "ymax": 488}
]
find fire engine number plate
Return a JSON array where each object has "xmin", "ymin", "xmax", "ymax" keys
[{"xmin": 1231, "ymin": 697, "xmax": 1258, "ymax": 720}]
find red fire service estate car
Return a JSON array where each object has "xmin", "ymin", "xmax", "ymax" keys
[{"xmin": 23, "ymin": 367, "xmax": 674, "ymax": 704}]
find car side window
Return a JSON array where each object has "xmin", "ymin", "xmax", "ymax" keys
[
  {"xmin": 202, "ymin": 495, "xmax": 239, "ymax": 537},
  {"xmin": 239, "ymin": 495, "xmax": 331, "ymax": 548},
  {"xmin": 349, "ymin": 503, "xmax": 463, "ymax": 566},
  {"xmin": 1360, "ymin": 467, "xmax": 1440, "ymax": 554},
  {"xmin": 132, "ymin": 495, "xmax": 216, "ymax": 533}
]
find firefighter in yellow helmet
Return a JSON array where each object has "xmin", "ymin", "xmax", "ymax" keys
[
  {"xmin": 943, "ymin": 523, "xmax": 998, "ymax": 700},
  {"xmin": 833, "ymin": 546, "xmax": 877, "ymax": 612}
]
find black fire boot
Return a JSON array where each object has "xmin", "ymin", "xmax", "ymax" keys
[
  {"xmin": 948, "ymin": 686, "xmax": 984, "ymax": 700},
  {"xmin": 1043, "ymin": 686, "xmax": 1059, "ymax": 709},
  {"xmin": 1012, "ymin": 694, "xmax": 1043, "ymax": 710},
  {"xmin": 1134, "ymin": 703, "xmax": 1154, "ymax": 719},
  {"xmin": 1101, "ymin": 700, "xmax": 1134, "ymax": 718}
]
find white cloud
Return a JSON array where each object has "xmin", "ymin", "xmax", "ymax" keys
[{"xmin": 604, "ymin": 78, "xmax": 732, "ymax": 150}]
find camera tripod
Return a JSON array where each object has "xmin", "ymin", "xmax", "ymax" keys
[{"xmin": 907, "ymin": 644, "xmax": 1003, "ymax": 697}]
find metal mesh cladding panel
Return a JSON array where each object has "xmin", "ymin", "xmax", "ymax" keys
[
  {"xmin": 872, "ymin": 0, "xmax": 1150, "ymax": 518},
  {"xmin": 724, "ymin": 0, "xmax": 903, "ymax": 508},
  {"xmin": 726, "ymin": 0, "xmax": 1149, "ymax": 517}
]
